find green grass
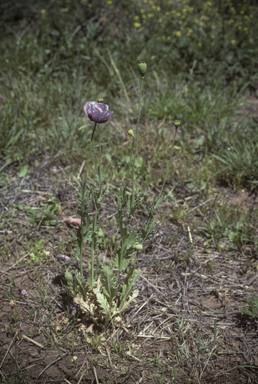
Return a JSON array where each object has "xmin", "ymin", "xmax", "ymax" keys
[
  {"xmin": 0, "ymin": 0, "xmax": 258, "ymax": 192},
  {"xmin": 1, "ymin": 4, "xmax": 258, "ymax": 379}
]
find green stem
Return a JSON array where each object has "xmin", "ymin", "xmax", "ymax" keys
[
  {"xmin": 90, "ymin": 210, "xmax": 98, "ymax": 287},
  {"xmin": 79, "ymin": 220, "xmax": 83, "ymax": 278},
  {"xmin": 132, "ymin": 250, "xmax": 139, "ymax": 269},
  {"xmin": 98, "ymin": 124, "xmax": 101, "ymax": 171},
  {"xmin": 91, "ymin": 122, "xmax": 97, "ymax": 141},
  {"xmin": 126, "ymin": 137, "xmax": 135, "ymax": 192},
  {"xmin": 132, "ymin": 76, "xmax": 144, "ymax": 205},
  {"xmin": 116, "ymin": 239, "xmax": 125, "ymax": 284},
  {"xmin": 159, "ymin": 126, "xmax": 178, "ymax": 196}
]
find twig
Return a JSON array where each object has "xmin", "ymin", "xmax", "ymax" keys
[
  {"xmin": 38, "ymin": 353, "xmax": 68, "ymax": 379},
  {"xmin": 78, "ymin": 368, "xmax": 89, "ymax": 384},
  {"xmin": 137, "ymin": 334, "xmax": 171, "ymax": 340},
  {"xmin": 187, "ymin": 226, "xmax": 193, "ymax": 243},
  {"xmin": 105, "ymin": 345, "xmax": 113, "ymax": 368},
  {"xmin": 126, "ymin": 352, "xmax": 141, "ymax": 361},
  {"xmin": 140, "ymin": 274, "xmax": 166, "ymax": 297},
  {"xmin": 247, "ymin": 273, "xmax": 258, "ymax": 285},
  {"xmin": 77, "ymin": 160, "xmax": 86, "ymax": 179},
  {"xmin": 93, "ymin": 366, "xmax": 99, "ymax": 384},
  {"xmin": 187, "ymin": 197, "xmax": 213, "ymax": 213},
  {"xmin": 126, "ymin": 294, "xmax": 153, "ymax": 324},
  {"xmin": 22, "ymin": 334, "xmax": 45, "ymax": 349},
  {"xmin": 0, "ymin": 252, "xmax": 30, "ymax": 277},
  {"xmin": 0, "ymin": 331, "xmax": 18, "ymax": 369}
]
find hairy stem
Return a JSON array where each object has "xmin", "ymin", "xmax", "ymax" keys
[
  {"xmin": 132, "ymin": 77, "xmax": 144, "ymax": 205},
  {"xmin": 159, "ymin": 126, "xmax": 178, "ymax": 196},
  {"xmin": 91, "ymin": 122, "xmax": 97, "ymax": 141}
]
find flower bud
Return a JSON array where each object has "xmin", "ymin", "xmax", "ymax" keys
[
  {"xmin": 97, "ymin": 98, "xmax": 104, "ymax": 103},
  {"xmin": 138, "ymin": 61, "xmax": 147, "ymax": 77},
  {"xmin": 174, "ymin": 119, "xmax": 181, "ymax": 127},
  {"xmin": 128, "ymin": 130, "xmax": 135, "ymax": 138},
  {"xmin": 134, "ymin": 242, "xmax": 143, "ymax": 250}
]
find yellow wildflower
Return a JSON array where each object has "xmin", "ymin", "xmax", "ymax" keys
[
  {"xmin": 134, "ymin": 22, "xmax": 141, "ymax": 28},
  {"xmin": 62, "ymin": 8, "xmax": 69, "ymax": 12},
  {"xmin": 107, "ymin": 0, "xmax": 112, "ymax": 4},
  {"xmin": 231, "ymin": 40, "xmax": 236, "ymax": 45},
  {"xmin": 41, "ymin": 9, "xmax": 46, "ymax": 15},
  {"xmin": 198, "ymin": 42, "xmax": 202, "ymax": 47},
  {"xmin": 134, "ymin": 15, "xmax": 139, "ymax": 20},
  {"xmin": 175, "ymin": 31, "xmax": 181, "ymax": 37}
]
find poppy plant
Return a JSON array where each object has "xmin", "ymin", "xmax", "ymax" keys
[{"xmin": 84, "ymin": 101, "xmax": 113, "ymax": 140}]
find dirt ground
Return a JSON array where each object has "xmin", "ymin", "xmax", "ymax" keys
[{"xmin": 0, "ymin": 163, "xmax": 258, "ymax": 383}]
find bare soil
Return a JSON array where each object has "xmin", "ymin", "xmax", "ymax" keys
[{"xmin": 0, "ymin": 164, "xmax": 258, "ymax": 383}]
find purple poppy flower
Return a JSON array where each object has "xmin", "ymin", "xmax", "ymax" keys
[
  {"xmin": 69, "ymin": 303, "xmax": 77, "ymax": 318},
  {"xmin": 84, "ymin": 101, "xmax": 113, "ymax": 124},
  {"xmin": 84, "ymin": 101, "xmax": 113, "ymax": 140}
]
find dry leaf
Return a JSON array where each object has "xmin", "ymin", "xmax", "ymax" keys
[
  {"xmin": 86, "ymin": 324, "xmax": 94, "ymax": 335},
  {"xmin": 62, "ymin": 217, "xmax": 81, "ymax": 227}
]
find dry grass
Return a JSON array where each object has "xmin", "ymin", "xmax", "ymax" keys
[{"xmin": 0, "ymin": 164, "xmax": 258, "ymax": 384}]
